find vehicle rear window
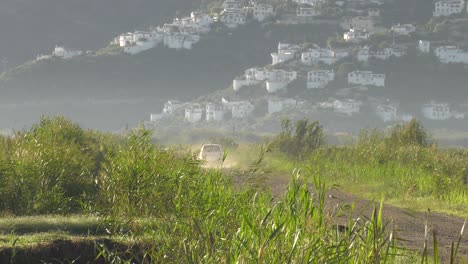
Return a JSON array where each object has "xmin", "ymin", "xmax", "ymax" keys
[{"xmin": 203, "ymin": 145, "xmax": 221, "ymax": 152}]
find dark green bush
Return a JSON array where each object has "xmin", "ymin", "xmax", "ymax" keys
[
  {"xmin": 269, "ymin": 118, "xmax": 326, "ymax": 158},
  {"xmin": 0, "ymin": 116, "xmax": 104, "ymax": 214}
]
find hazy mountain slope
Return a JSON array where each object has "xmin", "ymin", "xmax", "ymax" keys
[
  {"xmin": 0, "ymin": 23, "xmax": 339, "ymax": 102},
  {"xmin": 0, "ymin": 0, "xmax": 214, "ymax": 67}
]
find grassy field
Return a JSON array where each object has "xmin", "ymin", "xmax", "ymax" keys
[{"xmin": 0, "ymin": 117, "xmax": 466, "ymax": 263}]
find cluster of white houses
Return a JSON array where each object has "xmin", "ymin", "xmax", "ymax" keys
[
  {"xmin": 113, "ymin": 1, "xmax": 277, "ymax": 55},
  {"xmin": 152, "ymin": 98, "xmax": 256, "ymax": 123},
  {"xmin": 36, "ymin": 46, "xmax": 83, "ymax": 61},
  {"xmin": 232, "ymin": 67, "xmax": 298, "ymax": 93},
  {"xmin": 115, "ymin": 11, "xmax": 214, "ymax": 55},
  {"xmin": 234, "ymin": 42, "xmax": 389, "ymax": 93},
  {"xmin": 301, "ymin": 44, "xmax": 349, "ymax": 65},
  {"xmin": 151, "ymin": 97, "xmax": 465, "ymax": 125}
]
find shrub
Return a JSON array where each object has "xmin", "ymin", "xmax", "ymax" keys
[
  {"xmin": 0, "ymin": 116, "xmax": 104, "ymax": 215},
  {"xmin": 269, "ymin": 118, "xmax": 326, "ymax": 158}
]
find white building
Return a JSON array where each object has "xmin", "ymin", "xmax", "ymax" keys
[
  {"xmin": 162, "ymin": 33, "xmax": 200, "ymax": 50},
  {"xmin": 348, "ymin": 71, "xmax": 385, "ymax": 87},
  {"xmin": 36, "ymin": 54, "xmax": 52, "ymax": 61},
  {"xmin": 297, "ymin": 6, "xmax": 320, "ymax": 17},
  {"xmin": 265, "ymin": 69, "xmax": 298, "ymax": 93},
  {"xmin": 293, "ymin": 0, "xmax": 324, "ymax": 4},
  {"xmin": 206, "ymin": 103, "xmax": 225, "ymax": 122},
  {"xmin": 221, "ymin": 10, "xmax": 247, "ymax": 28},
  {"xmin": 163, "ymin": 100, "xmax": 186, "ymax": 115},
  {"xmin": 119, "ymin": 30, "xmax": 165, "ymax": 54},
  {"xmin": 232, "ymin": 67, "xmax": 267, "ymax": 91},
  {"xmin": 421, "ymin": 101, "xmax": 452, "ymax": 120},
  {"xmin": 52, "ymin": 46, "xmax": 83, "ymax": 59},
  {"xmin": 307, "ymin": 70, "xmax": 335, "ymax": 89},
  {"xmin": 222, "ymin": 98, "xmax": 255, "ymax": 119},
  {"xmin": 343, "ymin": 28, "xmax": 370, "ymax": 43},
  {"xmin": 357, "ymin": 46, "xmax": 406, "ymax": 62},
  {"xmin": 268, "ymin": 98, "xmax": 297, "ymax": 114},
  {"xmin": 191, "ymin": 12, "xmax": 215, "ymax": 28},
  {"xmin": 376, "ymin": 104, "xmax": 397, "ymax": 122},
  {"xmin": 271, "ymin": 42, "xmax": 302, "ymax": 65},
  {"xmin": 434, "ymin": 46, "xmax": 468, "ymax": 64},
  {"xmin": 253, "ymin": 4, "xmax": 275, "ymax": 21},
  {"xmin": 333, "ymin": 99, "xmax": 362, "ymax": 116},
  {"xmin": 223, "ymin": 0, "xmax": 244, "ymax": 12},
  {"xmin": 433, "ymin": 0, "xmax": 465, "ymax": 17},
  {"xmin": 340, "ymin": 16, "xmax": 376, "ymax": 31},
  {"xmin": 391, "ymin": 24, "xmax": 416, "ymax": 35},
  {"xmin": 418, "ymin": 40, "xmax": 431, "ymax": 53},
  {"xmin": 185, "ymin": 104, "xmax": 204, "ymax": 123},
  {"xmin": 301, "ymin": 46, "xmax": 348, "ymax": 65}
]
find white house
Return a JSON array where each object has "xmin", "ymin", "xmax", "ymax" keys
[
  {"xmin": 268, "ymin": 98, "xmax": 297, "ymax": 114},
  {"xmin": 348, "ymin": 71, "xmax": 385, "ymax": 87},
  {"xmin": 53, "ymin": 46, "xmax": 83, "ymax": 59},
  {"xmin": 434, "ymin": 46, "xmax": 468, "ymax": 64},
  {"xmin": 36, "ymin": 54, "xmax": 52, "ymax": 61},
  {"xmin": 433, "ymin": 0, "xmax": 465, "ymax": 17},
  {"xmin": 357, "ymin": 46, "xmax": 406, "ymax": 62},
  {"xmin": 421, "ymin": 101, "xmax": 452, "ymax": 120},
  {"xmin": 222, "ymin": 98, "xmax": 255, "ymax": 119},
  {"xmin": 265, "ymin": 70, "xmax": 298, "ymax": 93},
  {"xmin": 391, "ymin": 24, "xmax": 416, "ymax": 35},
  {"xmin": 333, "ymin": 99, "xmax": 362, "ymax": 116},
  {"xmin": 343, "ymin": 28, "xmax": 370, "ymax": 43},
  {"xmin": 301, "ymin": 46, "xmax": 348, "ymax": 65},
  {"xmin": 221, "ymin": 10, "xmax": 247, "ymax": 28},
  {"xmin": 232, "ymin": 67, "xmax": 268, "ymax": 91},
  {"xmin": 119, "ymin": 33, "xmax": 135, "ymax": 47},
  {"xmin": 293, "ymin": 0, "xmax": 324, "ymax": 4},
  {"xmin": 253, "ymin": 3, "xmax": 275, "ymax": 21},
  {"xmin": 418, "ymin": 40, "xmax": 431, "ymax": 53},
  {"xmin": 185, "ymin": 104, "xmax": 204, "ymax": 123},
  {"xmin": 171, "ymin": 13, "xmax": 214, "ymax": 34},
  {"xmin": 162, "ymin": 33, "xmax": 200, "ymax": 50},
  {"xmin": 119, "ymin": 30, "xmax": 165, "ymax": 54},
  {"xmin": 191, "ymin": 12, "xmax": 215, "ymax": 28},
  {"xmin": 297, "ymin": 6, "xmax": 320, "ymax": 17},
  {"xmin": 163, "ymin": 100, "xmax": 186, "ymax": 115},
  {"xmin": 376, "ymin": 104, "xmax": 397, "ymax": 122},
  {"xmin": 206, "ymin": 103, "xmax": 225, "ymax": 122},
  {"xmin": 340, "ymin": 16, "xmax": 376, "ymax": 31},
  {"xmin": 307, "ymin": 70, "xmax": 335, "ymax": 89},
  {"xmin": 223, "ymin": 0, "xmax": 244, "ymax": 12},
  {"xmin": 163, "ymin": 34, "xmax": 186, "ymax": 49},
  {"xmin": 271, "ymin": 42, "xmax": 302, "ymax": 65}
]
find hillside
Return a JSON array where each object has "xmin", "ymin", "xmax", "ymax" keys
[
  {"xmin": 0, "ymin": 22, "xmax": 338, "ymax": 129},
  {"xmin": 0, "ymin": 0, "xmax": 219, "ymax": 67}
]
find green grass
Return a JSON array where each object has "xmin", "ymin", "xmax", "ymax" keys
[
  {"xmin": 231, "ymin": 144, "xmax": 468, "ymax": 219},
  {"xmin": 0, "ymin": 117, "xmax": 466, "ymax": 262},
  {"xmin": 0, "ymin": 215, "xmax": 103, "ymax": 236}
]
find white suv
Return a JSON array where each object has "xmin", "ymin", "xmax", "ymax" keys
[{"xmin": 198, "ymin": 144, "xmax": 224, "ymax": 165}]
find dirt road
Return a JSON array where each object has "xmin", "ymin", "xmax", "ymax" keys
[{"xmin": 261, "ymin": 175, "xmax": 468, "ymax": 262}]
